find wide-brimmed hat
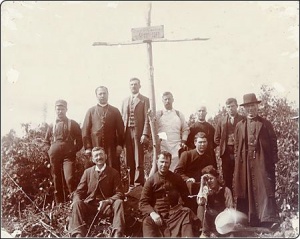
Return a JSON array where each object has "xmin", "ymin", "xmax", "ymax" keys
[
  {"xmin": 240, "ymin": 93, "xmax": 261, "ymax": 106},
  {"xmin": 215, "ymin": 208, "xmax": 248, "ymax": 234}
]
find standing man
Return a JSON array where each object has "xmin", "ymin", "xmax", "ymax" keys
[
  {"xmin": 156, "ymin": 91, "xmax": 189, "ymax": 171},
  {"xmin": 234, "ymin": 93, "xmax": 279, "ymax": 228},
  {"xmin": 121, "ymin": 78, "xmax": 150, "ymax": 190},
  {"xmin": 214, "ymin": 98, "xmax": 244, "ymax": 192},
  {"xmin": 44, "ymin": 100, "xmax": 83, "ymax": 204},
  {"xmin": 82, "ymin": 86, "xmax": 124, "ymax": 173},
  {"xmin": 139, "ymin": 151, "xmax": 199, "ymax": 237},
  {"xmin": 69, "ymin": 147, "xmax": 125, "ymax": 238},
  {"xmin": 174, "ymin": 132, "xmax": 217, "ymax": 214},
  {"xmin": 186, "ymin": 105, "xmax": 217, "ymax": 163}
]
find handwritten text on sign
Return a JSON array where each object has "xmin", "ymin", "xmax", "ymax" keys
[{"xmin": 131, "ymin": 25, "xmax": 164, "ymax": 41}]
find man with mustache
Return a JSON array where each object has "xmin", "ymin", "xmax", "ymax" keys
[{"xmin": 68, "ymin": 147, "xmax": 125, "ymax": 238}]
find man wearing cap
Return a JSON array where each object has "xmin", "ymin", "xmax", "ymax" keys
[
  {"xmin": 214, "ymin": 98, "xmax": 244, "ymax": 192},
  {"xmin": 233, "ymin": 93, "xmax": 279, "ymax": 228},
  {"xmin": 44, "ymin": 99, "xmax": 83, "ymax": 204},
  {"xmin": 121, "ymin": 78, "xmax": 150, "ymax": 191},
  {"xmin": 82, "ymin": 86, "xmax": 124, "ymax": 172}
]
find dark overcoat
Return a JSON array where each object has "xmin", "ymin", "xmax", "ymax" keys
[{"xmin": 233, "ymin": 116, "xmax": 279, "ymax": 222}]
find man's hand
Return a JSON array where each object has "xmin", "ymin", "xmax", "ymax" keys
[
  {"xmin": 150, "ymin": 211, "xmax": 163, "ymax": 226},
  {"xmin": 140, "ymin": 135, "xmax": 149, "ymax": 145},
  {"xmin": 186, "ymin": 178, "xmax": 196, "ymax": 183},
  {"xmin": 116, "ymin": 145, "xmax": 123, "ymax": 157},
  {"xmin": 85, "ymin": 149, "xmax": 92, "ymax": 156},
  {"xmin": 98, "ymin": 200, "xmax": 112, "ymax": 214},
  {"xmin": 180, "ymin": 140, "xmax": 188, "ymax": 150}
]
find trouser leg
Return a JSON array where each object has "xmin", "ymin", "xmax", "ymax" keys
[
  {"xmin": 68, "ymin": 201, "xmax": 97, "ymax": 237},
  {"xmin": 142, "ymin": 216, "xmax": 164, "ymax": 237},
  {"xmin": 133, "ymin": 129, "xmax": 144, "ymax": 186},
  {"xmin": 49, "ymin": 143, "xmax": 64, "ymax": 204},
  {"xmin": 63, "ymin": 156, "xmax": 76, "ymax": 195},
  {"xmin": 111, "ymin": 199, "xmax": 125, "ymax": 235},
  {"xmin": 125, "ymin": 129, "xmax": 135, "ymax": 186}
]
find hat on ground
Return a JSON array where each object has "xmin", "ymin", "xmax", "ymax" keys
[
  {"xmin": 55, "ymin": 99, "xmax": 67, "ymax": 108},
  {"xmin": 215, "ymin": 208, "xmax": 248, "ymax": 234},
  {"xmin": 240, "ymin": 93, "xmax": 261, "ymax": 106}
]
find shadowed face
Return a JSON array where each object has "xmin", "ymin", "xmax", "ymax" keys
[
  {"xmin": 226, "ymin": 102, "xmax": 238, "ymax": 117},
  {"xmin": 55, "ymin": 106, "xmax": 67, "ymax": 120},
  {"xmin": 162, "ymin": 94, "xmax": 174, "ymax": 110},
  {"xmin": 244, "ymin": 103, "xmax": 259, "ymax": 118},
  {"xmin": 96, "ymin": 87, "xmax": 108, "ymax": 105},
  {"xmin": 196, "ymin": 106, "xmax": 207, "ymax": 121},
  {"xmin": 157, "ymin": 154, "xmax": 171, "ymax": 175},
  {"xmin": 194, "ymin": 137, "xmax": 208, "ymax": 153},
  {"xmin": 129, "ymin": 79, "xmax": 141, "ymax": 94},
  {"xmin": 92, "ymin": 149, "xmax": 107, "ymax": 166}
]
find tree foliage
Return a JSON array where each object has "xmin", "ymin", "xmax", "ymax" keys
[{"xmin": 1, "ymin": 84, "xmax": 299, "ymax": 237}]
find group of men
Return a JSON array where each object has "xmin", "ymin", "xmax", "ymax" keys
[{"xmin": 44, "ymin": 77, "xmax": 280, "ymax": 237}]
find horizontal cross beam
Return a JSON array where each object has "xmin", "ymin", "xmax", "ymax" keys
[{"xmin": 92, "ymin": 37, "xmax": 209, "ymax": 46}]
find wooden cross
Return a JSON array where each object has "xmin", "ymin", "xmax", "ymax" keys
[{"xmin": 93, "ymin": 2, "xmax": 209, "ymax": 177}]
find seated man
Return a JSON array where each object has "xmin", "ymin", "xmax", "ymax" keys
[
  {"xmin": 174, "ymin": 132, "xmax": 217, "ymax": 213},
  {"xmin": 139, "ymin": 151, "xmax": 199, "ymax": 237},
  {"xmin": 68, "ymin": 147, "xmax": 125, "ymax": 238},
  {"xmin": 197, "ymin": 166, "xmax": 233, "ymax": 237}
]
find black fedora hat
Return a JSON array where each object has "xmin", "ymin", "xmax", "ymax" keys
[{"xmin": 240, "ymin": 93, "xmax": 261, "ymax": 106}]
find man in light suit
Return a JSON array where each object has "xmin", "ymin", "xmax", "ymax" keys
[
  {"xmin": 121, "ymin": 78, "xmax": 150, "ymax": 191},
  {"xmin": 214, "ymin": 98, "xmax": 244, "ymax": 192}
]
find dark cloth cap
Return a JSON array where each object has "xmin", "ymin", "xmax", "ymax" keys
[
  {"xmin": 55, "ymin": 99, "xmax": 67, "ymax": 108},
  {"xmin": 240, "ymin": 93, "xmax": 261, "ymax": 106}
]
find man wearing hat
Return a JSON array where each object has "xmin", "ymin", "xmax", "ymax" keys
[
  {"xmin": 44, "ymin": 99, "xmax": 83, "ymax": 204},
  {"xmin": 233, "ymin": 93, "xmax": 279, "ymax": 228}
]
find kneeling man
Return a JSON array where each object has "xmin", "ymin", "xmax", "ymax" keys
[
  {"xmin": 139, "ymin": 151, "xmax": 199, "ymax": 237},
  {"xmin": 69, "ymin": 147, "xmax": 125, "ymax": 237}
]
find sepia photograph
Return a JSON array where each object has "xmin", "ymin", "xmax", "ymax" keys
[{"xmin": 1, "ymin": 1, "xmax": 299, "ymax": 237}]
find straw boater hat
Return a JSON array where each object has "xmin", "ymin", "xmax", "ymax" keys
[
  {"xmin": 215, "ymin": 208, "xmax": 248, "ymax": 234},
  {"xmin": 240, "ymin": 93, "xmax": 261, "ymax": 106}
]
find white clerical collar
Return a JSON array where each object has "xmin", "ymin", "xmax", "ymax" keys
[
  {"xmin": 95, "ymin": 163, "xmax": 106, "ymax": 173},
  {"xmin": 98, "ymin": 103, "xmax": 108, "ymax": 107}
]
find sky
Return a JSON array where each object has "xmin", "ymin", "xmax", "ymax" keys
[{"xmin": 1, "ymin": 1, "xmax": 299, "ymax": 136}]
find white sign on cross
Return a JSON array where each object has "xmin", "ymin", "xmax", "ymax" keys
[{"xmin": 93, "ymin": 2, "xmax": 209, "ymax": 177}]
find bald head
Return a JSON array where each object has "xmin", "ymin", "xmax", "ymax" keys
[{"xmin": 195, "ymin": 105, "xmax": 207, "ymax": 122}]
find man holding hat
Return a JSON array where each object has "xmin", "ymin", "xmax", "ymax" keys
[
  {"xmin": 233, "ymin": 93, "xmax": 279, "ymax": 228},
  {"xmin": 44, "ymin": 99, "xmax": 83, "ymax": 204}
]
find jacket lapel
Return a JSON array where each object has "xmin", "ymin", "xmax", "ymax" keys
[
  {"xmin": 132, "ymin": 94, "xmax": 142, "ymax": 110},
  {"xmin": 256, "ymin": 117, "xmax": 263, "ymax": 137}
]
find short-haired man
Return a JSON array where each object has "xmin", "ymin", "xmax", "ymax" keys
[
  {"xmin": 44, "ymin": 99, "xmax": 83, "ymax": 204},
  {"xmin": 186, "ymin": 105, "xmax": 217, "ymax": 165},
  {"xmin": 139, "ymin": 151, "xmax": 199, "ymax": 237},
  {"xmin": 82, "ymin": 86, "xmax": 124, "ymax": 172},
  {"xmin": 121, "ymin": 78, "xmax": 150, "ymax": 190},
  {"xmin": 156, "ymin": 91, "xmax": 189, "ymax": 171},
  {"xmin": 174, "ymin": 132, "xmax": 217, "ymax": 214},
  {"xmin": 68, "ymin": 147, "xmax": 125, "ymax": 237},
  {"xmin": 214, "ymin": 98, "xmax": 244, "ymax": 192},
  {"xmin": 234, "ymin": 93, "xmax": 280, "ymax": 228}
]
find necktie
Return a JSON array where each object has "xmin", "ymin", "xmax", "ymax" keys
[{"xmin": 230, "ymin": 117, "xmax": 234, "ymax": 125}]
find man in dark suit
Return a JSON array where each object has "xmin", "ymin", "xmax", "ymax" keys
[
  {"xmin": 234, "ymin": 93, "xmax": 279, "ymax": 229},
  {"xmin": 214, "ymin": 98, "xmax": 244, "ymax": 192},
  {"xmin": 186, "ymin": 105, "xmax": 217, "ymax": 164},
  {"xmin": 68, "ymin": 147, "xmax": 125, "ymax": 238},
  {"xmin": 139, "ymin": 151, "xmax": 199, "ymax": 237},
  {"xmin": 82, "ymin": 86, "xmax": 124, "ymax": 172},
  {"xmin": 121, "ymin": 78, "xmax": 150, "ymax": 190},
  {"xmin": 174, "ymin": 132, "xmax": 217, "ymax": 214}
]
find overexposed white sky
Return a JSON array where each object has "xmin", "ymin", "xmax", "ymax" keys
[{"xmin": 1, "ymin": 1, "xmax": 299, "ymax": 136}]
